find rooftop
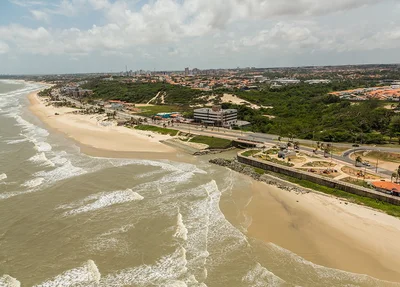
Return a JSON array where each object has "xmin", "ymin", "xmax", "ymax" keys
[
  {"xmin": 372, "ymin": 181, "xmax": 400, "ymax": 191},
  {"xmin": 194, "ymin": 108, "xmax": 237, "ymax": 113}
]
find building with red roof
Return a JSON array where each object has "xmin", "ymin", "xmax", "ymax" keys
[{"xmin": 372, "ymin": 181, "xmax": 400, "ymax": 196}]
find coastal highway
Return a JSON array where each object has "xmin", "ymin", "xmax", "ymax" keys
[
  {"xmin": 158, "ymin": 123, "xmax": 394, "ymax": 176},
  {"xmin": 57, "ymin": 93, "xmax": 396, "ymax": 176}
]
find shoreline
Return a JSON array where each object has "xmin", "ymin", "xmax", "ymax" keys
[
  {"xmin": 243, "ymin": 180, "xmax": 400, "ymax": 282},
  {"xmin": 26, "ymin": 87, "xmax": 400, "ymax": 283},
  {"xmin": 216, "ymin": 158, "xmax": 400, "ymax": 282},
  {"xmin": 28, "ymin": 91, "xmax": 177, "ymax": 157}
]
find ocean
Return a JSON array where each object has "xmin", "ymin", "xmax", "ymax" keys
[{"xmin": 0, "ymin": 80, "xmax": 399, "ymax": 287}]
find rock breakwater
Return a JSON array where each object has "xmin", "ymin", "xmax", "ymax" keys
[{"xmin": 209, "ymin": 158, "xmax": 309, "ymax": 194}]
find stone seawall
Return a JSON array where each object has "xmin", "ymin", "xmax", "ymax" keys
[
  {"xmin": 237, "ymin": 154, "xmax": 400, "ymax": 206},
  {"xmin": 210, "ymin": 158, "xmax": 309, "ymax": 194}
]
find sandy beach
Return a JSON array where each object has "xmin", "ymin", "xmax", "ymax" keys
[
  {"xmin": 27, "ymin": 88, "xmax": 400, "ymax": 283},
  {"xmin": 240, "ymin": 179, "xmax": 400, "ymax": 282},
  {"xmin": 28, "ymin": 91, "xmax": 176, "ymax": 155}
]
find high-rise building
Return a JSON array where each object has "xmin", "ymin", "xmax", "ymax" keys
[{"xmin": 184, "ymin": 67, "xmax": 189, "ymax": 76}]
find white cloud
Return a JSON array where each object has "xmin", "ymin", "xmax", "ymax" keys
[
  {"xmin": 9, "ymin": 0, "xmax": 46, "ymax": 7},
  {"xmin": 0, "ymin": 42, "xmax": 10, "ymax": 54},
  {"xmin": 30, "ymin": 9, "xmax": 50, "ymax": 22},
  {"xmin": 87, "ymin": 0, "xmax": 110, "ymax": 10},
  {"xmin": 2, "ymin": 0, "xmax": 400, "ymax": 73},
  {"xmin": 240, "ymin": 22, "xmax": 319, "ymax": 51}
]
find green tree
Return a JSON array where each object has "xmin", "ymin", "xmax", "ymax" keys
[
  {"xmin": 392, "ymin": 172, "xmax": 397, "ymax": 183},
  {"xmin": 397, "ymin": 165, "xmax": 400, "ymax": 183},
  {"xmin": 389, "ymin": 116, "xmax": 400, "ymax": 144}
]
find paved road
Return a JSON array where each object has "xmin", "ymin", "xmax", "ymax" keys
[
  {"xmin": 167, "ymin": 124, "xmax": 393, "ymax": 176},
  {"xmin": 58, "ymin": 93, "xmax": 396, "ymax": 177}
]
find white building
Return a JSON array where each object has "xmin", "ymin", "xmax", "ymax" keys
[
  {"xmin": 305, "ymin": 79, "xmax": 331, "ymax": 84},
  {"xmin": 273, "ymin": 78, "xmax": 300, "ymax": 85},
  {"xmin": 194, "ymin": 106, "xmax": 238, "ymax": 127}
]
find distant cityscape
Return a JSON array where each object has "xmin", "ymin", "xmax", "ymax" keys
[{"xmin": 4, "ymin": 64, "xmax": 400, "ymax": 101}]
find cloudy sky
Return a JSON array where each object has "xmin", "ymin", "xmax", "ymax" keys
[{"xmin": 0, "ymin": 0, "xmax": 399, "ymax": 74}]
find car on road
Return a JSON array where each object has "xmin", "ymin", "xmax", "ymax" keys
[
  {"xmin": 352, "ymin": 144, "xmax": 360, "ymax": 147},
  {"xmin": 362, "ymin": 162, "xmax": 371, "ymax": 167}
]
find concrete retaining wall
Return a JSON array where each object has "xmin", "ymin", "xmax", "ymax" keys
[{"xmin": 238, "ymin": 154, "xmax": 400, "ymax": 206}]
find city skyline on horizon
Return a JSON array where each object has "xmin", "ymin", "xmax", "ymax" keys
[
  {"xmin": 1, "ymin": 0, "xmax": 400, "ymax": 74},
  {"xmin": 2, "ymin": 62, "xmax": 400, "ymax": 77}
]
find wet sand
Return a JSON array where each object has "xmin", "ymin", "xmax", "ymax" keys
[
  {"xmin": 28, "ymin": 92, "xmax": 176, "ymax": 155},
  {"xmin": 28, "ymin": 88, "xmax": 400, "ymax": 283},
  {"xmin": 241, "ymin": 179, "xmax": 400, "ymax": 282}
]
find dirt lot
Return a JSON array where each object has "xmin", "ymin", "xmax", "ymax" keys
[
  {"xmin": 341, "ymin": 166, "xmax": 381, "ymax": 180},
  {"xmin": 303, "ymin": 161, "xmax": 336, "ymax": 168}
]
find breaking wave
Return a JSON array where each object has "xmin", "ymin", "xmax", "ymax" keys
[
  {"xmin": 60, "ymin": 189, "xmax": 144, "ymax": 216},
  {"xmin": 28, "ymin": 153, "xmax": 55, "ymax": 167},
  {"xmin": 94, "ymin": 247, "xmax": 188, "ymax": 286},
  {"xmin": 0, "ymin": 275, "xmax": 21, "ymax": 287},
  {"xmin": 33, "ymin": 260, "xmax": 100, "ymax": 287},
  {"xmin": 174, "ymin": 212, "xmax": 188, "ymax": 241},
  {"xmin": 242, "ymin": 263, "xmax": 286, "ymax": 287},
  {"xmin": 5, "ymin": 138, "xmax": 28, "ymax": 145},
  {"xmin": 21, "ymin": 177, "xmax": 45, "ymax": 188}
]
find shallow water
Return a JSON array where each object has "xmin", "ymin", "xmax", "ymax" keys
[{"xmin": 0, "ymin": 80, "xmax": 399, "ymax": 287}]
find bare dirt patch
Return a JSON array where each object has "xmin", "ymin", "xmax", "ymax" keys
[
  {"xmin": 341, "ymin": 166, "xmax": 380, "ymax": 180},
  {"xmin": 303, "ymin": 161, "xmax": 336, "ymax": 168},
  {"xmin": 298, "ymin": 168, "xmax": 339, "ymax": 178}
]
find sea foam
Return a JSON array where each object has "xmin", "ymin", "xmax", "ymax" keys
[
  {"xmin": 34, "ymin": 160, "xmax": 86, "ymax": 184},
  {"xmin": 28, "ymin": 153, "xmax": 55, "ymax": 167},
  {"xmin": 96, "ymin": 247, "xmax": 187, "ymax": 286},
  {"xmin": 34, "ymin": 260, "xmax": 100, "ymax": 287},
  {"xmin": 21, "ymin": 177, "xmax": 45, "ymax": 188},
  {"xmin": 0, "ymin": 173, "xmax": 7, "ymax": 181},
  {"xmin": 5, "ymin": 139, "xmax": 28, "ymax": 145},
  {"xmin": 62, "ymin": 189, "xmax": 144, "ymax": 216},
  {"xmin": 242, "ymin": 263, "xmax": 286, "ymax": 287},
  {"xmin": 174, "ymin": 212, "xmax": 188, "ymax": 241},
  {"xmin": 0, "ymin": 274, "xmax": 21, "ymax": 287}
]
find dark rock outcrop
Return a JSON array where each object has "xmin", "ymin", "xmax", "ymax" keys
[{"xmin": 210, "ymin": 158, "xmax": 308, "ymax": 194}]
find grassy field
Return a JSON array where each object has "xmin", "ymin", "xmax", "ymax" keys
[
  {"xmin": 242, "ymin": 150, "xmax": 261, "ymax": 157},
  {"xmin": 190, "ymin": 136, "xmax": 232, "ymax": 149},
  {"xmin": 341, "ymin": 177, "xmax": 372, "ymax": 189},
  {"xmin": 134, "ymin": 125, "xmax": 179, "ymax": 136},
  {"xmin": 136, "ymin": 105, "xmax": 187, "ymax": 117}
]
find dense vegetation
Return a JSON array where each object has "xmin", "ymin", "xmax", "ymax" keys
[
  {"xmin": 223, "ymin": 83, "xmax": 400, "ymax": 144},
  {"xmin": 82, "ymin": 78, "xmax": 400, "ymax": 144},
  {"xmin": 82, "ymin": 79, "xmax": 210, "ymax": 105}
]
